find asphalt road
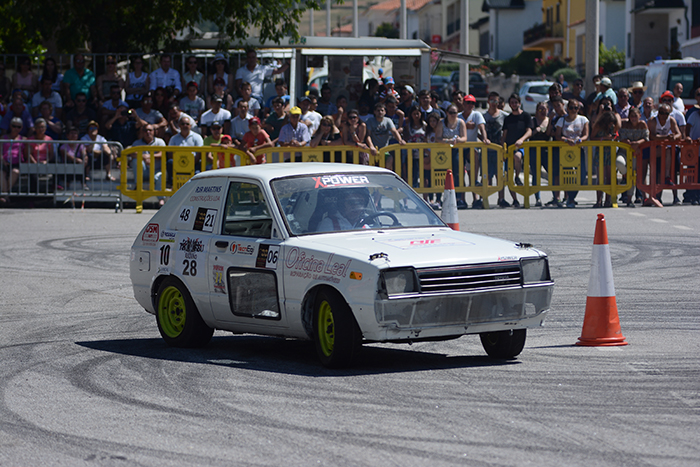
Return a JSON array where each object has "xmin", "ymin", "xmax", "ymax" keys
[{"xmin": 0, "ymin": 205, "xmax": 698, "ymax": 467}]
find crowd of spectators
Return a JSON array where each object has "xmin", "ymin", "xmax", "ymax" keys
[{"xmin": 1, "ymin": 51, "xmax": 699, "ymax": 207}]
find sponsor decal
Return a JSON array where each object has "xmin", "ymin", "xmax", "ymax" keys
[
  {"xmin": 231, "ymin": 243, "xmax": 256, "ymax": 255},
  {"xmin": 189, "ymin": 195, "xmax": 221, "ymax": 203},
  {"xmin": 498, "ymin": 256, "xmax": 518, "ymax": 261},
  {"xmin": 159, "ymin": 230, "xmax": 176, "ymax": 243},
  {"xmin": 193, "ymin": 207, "xmax": 217, "ymax": 232},
  {"xmin": 373, "ymin": 237, "xmax": 473, "ymax": 249},
  {"xmin": 176, "ymin": 235, "xmax": 204, "ymax": 276},
  {"xmin": 142, "ymin": 223, "xmax": 159, "ymax": 245},
  {"xmin": 212, "ymin": 264, "xmax": 225, "ymax": 293},
  {"xmin": 195, "ymin": 185, "xmax": 222, "ymax": 193},
  {"xmin": 313, "ymin": 174, "xmax": 370, "ymax": 188},
  {"xmin": 157, "ymin": 266, "xmax": 170, "ymax": 275},
  {"xmin": 256, "ymin": 244, "xmax": 280, "ymax": 269},
  {"xmin": 349, "ymin": 271, "xmax": 363, "ymax": 280},
  {"xmin": 284, "ymin": 247, "xmax": 350, "ymax": 279},
  {"xmin": 179, "ymin": 237, "xmax": 204, "ymax": 253},
  {"xmin": 178, "ymin": 206, "xmax": 194, "ymax": 224}
]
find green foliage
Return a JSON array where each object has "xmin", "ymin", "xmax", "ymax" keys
[
  {"xmin": 599, "ymin": 43, "xmax": 625, "ymax": 74},
  {"xmin": 488, "ymin": 51, "xmax": 540, "ymax": 76},
  {"xmin": 534, "ymin": 56, "xmax": 569, "ymax": 77},
  {"xmin": 0, "ymin": 0, "xmax": 334, "ymax": 54},
  {"xmin": 374, "ymin": 22, "xmax": 399, "ymax": 39},
  {"xmin": 551, "ymin": 67, "xmax": 580, "ymax": 83}
]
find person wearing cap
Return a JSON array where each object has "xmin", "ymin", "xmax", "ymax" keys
[
  {"xmin": 200, "ymin": 95, "xmax": 232, "ymax": 137},
  {"xmin": 278, "ymin": 106, "xmax": 310, "ymax": 147},
  {"xmin": 299, "ymin": 95, "xmax": 322, "ymax": 134},
  {"xmin": 80, "ymin": 120, "xmax": 114, "ymax": 181},
  {"xmin": 398, "ymin": 85, "xmax": 415, "ymax": 116},
  {"xmin": 628, "ymin": 81, "xmax": 646, "ymax": 109},
  {"xmin": 235, "ymin": 49, "xmax": 289, "ymax": 104},
  {"xmin": 593, "ymin": 77, "xmax": 617, "ymax": 106},
  {"xmin": 378, "ymin": 77, "xmax": 399, "ymax": 101},
  {"xmin": 672, "ymin": 82, "xmax": 685, "ymax": 112},
  {"xmin": 203, "ymin": 121, "xmax": 235, "ymax": 168},
  {"xmin": 265, "ymin": 78, "xmax": 291, "ymax": 112},
  {"xmin": 459, "ymin": 94, "xmax": 487, "ymax": 143},
  {"xmin": 647, "ymin": 102, "xmax": 682, "ymax": 205},
  {"xmin": 179, "ymin": 81, "xmax": 206, "ymax": 122},
  {"xmin": 241, "ymin": 117, "xmax": 273, "ymax": 164},
  {"xmin": 207, "ymin": 53, "xmax": 232, "ymax": 95},
  {"xmin": 234, "ymin": 81, "xmax": 261, "ymax": 119},
  {"xmin": 659, "ymin": 91, "xmax": 686, "ymax": 136},
  {"xmin": 149, "ymin": 54, "xmax": 182, "ymax": 93}
]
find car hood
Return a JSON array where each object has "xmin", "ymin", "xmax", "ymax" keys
[{"xmin": 296, "ymin": 228, "xmax": 543, "ymax": 268}]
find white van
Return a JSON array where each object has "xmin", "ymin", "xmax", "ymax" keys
[{"xmin": 645, "ymin": 58, "xmax": 700, "ymax": 108}]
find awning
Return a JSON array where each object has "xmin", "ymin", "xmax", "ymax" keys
[{"xmin": 301, "ymin": 48, "xmax": 423, "ymax": 56}]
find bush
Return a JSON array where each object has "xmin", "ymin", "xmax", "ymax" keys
[
  {"xmin": 535, "ymin": 56, "xmax": 569, "ymax": 76},
  {"xmin": 599, "ymin": 43, "xmax": 625, "ymax": 74},
  {"xmin": 551, "ymin": 67, "xmax": 580, "ymax": 83}
]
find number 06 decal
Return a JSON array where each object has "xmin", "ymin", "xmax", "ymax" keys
[{"xmin": 266, "ymin": 245, "xmax": 280, "ymax": 270}]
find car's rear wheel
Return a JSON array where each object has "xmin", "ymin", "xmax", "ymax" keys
[
  {"xmin": 156, "ymin": 278, "xmax": 213, "ymax": 348},
  {"xmin": 480, "ymin": 329, "xmax": 526, "ymax": 359},
  {"xmin": 313, "ymin": 288, "xmax": 362, "ymax": 368}
]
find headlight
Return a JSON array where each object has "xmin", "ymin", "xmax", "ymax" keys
[
  {"xmin": 380, "ymin": 268, "xmax": 418, "ymax": 297},
  {"xmin": 521, "ymin": 258, "xmax": 550, "ymax": 284}
]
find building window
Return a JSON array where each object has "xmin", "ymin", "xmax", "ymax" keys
[{"xmin": 556, "ymin": 5, "xmax": 560, "ymax": 23}]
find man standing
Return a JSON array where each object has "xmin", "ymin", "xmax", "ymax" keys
[
  {"xmin": 149, "ymin": 55, "xmax": 182, "ymax": 94},
  {"xmin": 365, "ymin": 102, "xmax": 405, "ymax": 156},
  {"xmin": 672, "ymin": 82, "xmax": 685, "ymax": 112},
  {"xmin": 235, "ymin": 49, "xmax": 289, "ymax": 104},
  {"xmin": 299, "ymin": 96, "xmax": 322, "ymax": 135},
  {"xmin": 615, "ymin": 88, "xmax": 632, "ymax": 120},
  {"xmin": 62, "ymin": 52, "xmax": 97, "ymax": 109},
  {"xmin": 500, "ymin": 93, "xmax": 532, "ymax": 208},
  {"xmin": 64, "ymin": 92, "xmax": 96, "ymax": 137},
  {"xmin": 131, "ymin": 124, "xmax": 166, "ymax": 194}
]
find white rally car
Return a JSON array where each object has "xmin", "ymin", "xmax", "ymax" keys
[{"xmin": 130, "ymin": 163, "xmax": 553, "ymax": 368}]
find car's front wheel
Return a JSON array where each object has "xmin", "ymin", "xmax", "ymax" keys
[
  {"xmin": 156, "ymin": 278, "xmax": 214, "ymax": 348},
  {"xmin": 313, "ymin": 288, "xmax": 362, "ymax": 368},
  {"xmin": 480, "ymin": 329, "xmax": 526, "ymax": 359}
]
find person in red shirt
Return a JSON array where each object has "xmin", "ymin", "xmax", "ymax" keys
[{"xmin": 241, "ymin": 117, "xmax": 273, "ymax": 164}]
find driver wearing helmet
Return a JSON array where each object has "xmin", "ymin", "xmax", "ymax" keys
[{"xmin": 317, "ymin": 188, "xmax": 371, "ymax": 232}]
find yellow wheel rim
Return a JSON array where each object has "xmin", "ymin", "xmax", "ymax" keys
[
  {"xmin": 317, "ymin": 300, "xmax": 335, "ymax": 357},
  {"xmin": 158, "ymin": 286, "xmax": 186, "ymax": 338}
]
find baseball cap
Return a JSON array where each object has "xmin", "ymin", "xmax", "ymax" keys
[
  {"xmin": 209, "ymin": 120, "xmax": 222, "ymax": 128},
  {"xmin": 385, "ymin": 77, "xmax": 395, "ymax": 84},
  {"xmin": 600, "ymin": 77, "xmax": 612, "ymax": 87},
  {"xmin": 212, "ymin": 95, "xmax": 223, "ymax": 103},
  {"xmin": 214, "ymin": 77, "xmax": 226, "ymax": 86},
  {"xmin": 187, "ymin": 81, "xmax": 198, "ymax": 88},
  {"xmin": 289, "ymin": 106, "xmax": 302, "ymax": 115},
  {"xmin": 660, "ymin": 90, "xmax": 675, "ymax": 102},
  {"xmin": 87, "ymin": 120, "xmax": 99, "ymax": 128},
  {"xmin": 249, "ymin": 116, "xmax": 261, "ymax": 126},
  {"xmin": 404, "ymin": 85, "xmax": 414, "ymax": 95},
  {"xmin": 299, "ymin": 96, "xmax": 311, "ymax": 103},
  {"xmin": 463, "ymin": 94, "xmax": 476, "ymax": 103},
  {"xmin": 213, "ymin": 52, "xmax": 228, "ymax": 64}
]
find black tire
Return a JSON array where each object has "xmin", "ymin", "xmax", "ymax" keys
[
  {"xmin": 313, "ymin": 288, "xmax": 362, "ymax": 368},
  {"xmin": 156, "ymin": 277, "xmax": 214, "ymax": 348},
  {"xmin": 479, "ymin": 329, "xmax": 526, "ymax": 359}
]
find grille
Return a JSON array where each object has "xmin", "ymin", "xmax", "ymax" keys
[{"xmin": 417, "ymin": 262, "xmax": 521, "ymax": 294}]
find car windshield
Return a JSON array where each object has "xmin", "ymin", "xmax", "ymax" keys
[{"xmin": 271, "ymin": 172, "xmax": 445, "ymax": 235}]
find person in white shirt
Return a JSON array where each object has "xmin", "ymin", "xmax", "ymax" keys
[
  {"xmin": 235, "ymin": 49, "xmax": 289, "ymax": 103},
  {"xmin": 672, "ymin": 82, "xmax": 685, "ymax": 112},
  {"xmin": 230, "ymin": 100, "xmax": 251, "ymax": 145},
  {"xmin": 200, "ymin": 95, "xmax": 232, "ymax": 137},
  {"xmin": 169, "ymin": 115, "xmax": 203, "ymax": 146},
  {"xmin": 149, "ymin": 55, "xmax": 182, "ymax": 93},
  {"xmin": 299, "ymin": 96, "xmax": 322, "ymax": 134}
]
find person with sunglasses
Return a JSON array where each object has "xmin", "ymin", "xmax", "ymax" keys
[
  {"xmin": 556, "ymin": 100, "xmax": 589, "ymax": 208},
  {"xmin": 628, "ymin": 81, "xmax": 646, "ymax": 110},
  {"xmin": 182, "ymin": 56, "xmax": 203, "ymax": 91},
  {"xmin": 96, "ymin": 56, "xmax": 125, "ymax": 104},
  {"xmin": 125, "ymin": 55, "xmax": 149, "ymax": 109},
  {"xmin": 62, "ymin": 52, "xmax": 97, "ymax": 110}
]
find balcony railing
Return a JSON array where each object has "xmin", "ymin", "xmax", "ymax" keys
[{"xmin": 523, "ymin": 22, "xmax": 564, "ymax": 46}]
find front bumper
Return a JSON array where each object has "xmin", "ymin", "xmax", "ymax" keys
[{"xmin": 368, "ymin": 284, "xmax": 552, "ymax": 341}]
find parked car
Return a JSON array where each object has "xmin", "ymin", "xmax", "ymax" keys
[
  {"xmin": 519, "ymin": 81, "xmax": 554, "ymax": 114},
  {"xmin": 449, "ymin": 71, "xmax": 489, "ymax": 107},
  {"xmin": 645, "ymin": 58, "xmax": 700, "ymax": 109},
  {"xmin": 431, "ymin": 75, "xmax": 451, "ymax": 101},
  {"xmin": 130, "ymin": 164, "xmax": 554, "ymax": 368}
]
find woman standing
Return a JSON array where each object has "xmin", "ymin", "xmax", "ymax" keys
[
  {"xmin": 555, "ymin": 99, "xmax": 589, "ymax": 208},
  {"xmin": 590, "ymin": 97, "xmax": 621, "ymax": 207},
  {"xmin": 617, "ymin": 106, "xmax": 648, "ymax": 207}
]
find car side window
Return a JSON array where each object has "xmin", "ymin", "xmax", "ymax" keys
[{"xmin": 222, "ymin": 181, "xmax": 272, "ymax": 238}]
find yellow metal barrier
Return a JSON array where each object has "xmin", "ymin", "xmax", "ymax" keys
[
  {"xmin": 379, "ymin": 142, "xmax": 506, "ymax": 208},
  {"xmin": 119, "ymin": 145, "xmax": 248, "ymax": 212},
  {"xmin": 505, "ymin": 141, "xmax": 635, "ymax": 208},
  {"xmin": 250, "ymin": 145, "xmax": 369, "ymax": 165}
]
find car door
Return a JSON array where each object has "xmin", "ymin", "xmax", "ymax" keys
[{"xmin": 207, "ymin": 179, "xmax": 287, "ymax": 327}]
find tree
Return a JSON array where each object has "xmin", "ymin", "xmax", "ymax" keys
[
  {"xmin": 375, "ymin": 23, "xmax": 399, "ymax": 39},
  {"xmin": 599, "ymin": 43, "xmax": 625, "ymax": 74},
  {"xmin": 0, "ymin": 0, "xmax": 330, "ymax": 54}
]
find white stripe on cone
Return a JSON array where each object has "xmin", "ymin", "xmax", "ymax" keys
[
  {"xmin": 587, "ymin": 244, "xmax": 616, "ymax": 297},
  {"xmin": 441, "ymin": 188, "xmax": 459, "ymax": 230}
]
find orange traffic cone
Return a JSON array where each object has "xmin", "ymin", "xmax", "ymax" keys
[
  {"xmin": 441, "ymin": 169, "xmax": 459, "ymax": 230},
  {"xmin": 576, "ymin": 214, "xmax": 628, "ymax": 346}
]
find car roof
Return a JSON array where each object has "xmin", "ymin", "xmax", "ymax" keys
[
  {"xmin": 189, "ymin": 163, "xmax": 393, "ymax": 184},
  {"xmin": 522, "ymin": 81, "xmax": 554, "ymax": 88}
]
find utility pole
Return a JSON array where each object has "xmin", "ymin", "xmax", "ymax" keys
[
  {"xmin": 460, "ymin": 0, "xmax": 470, "ymax": 95},
  {"xmin": 400, "ymin": 0, "xmax": 407, "ymax": 40},
  {"xmin": 327, "ymin": 0, "xmax": 332, "ymax": 38},
  {"xmin": 585, "ymin": 0, "xmax": 599, "ymax": 97}
]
